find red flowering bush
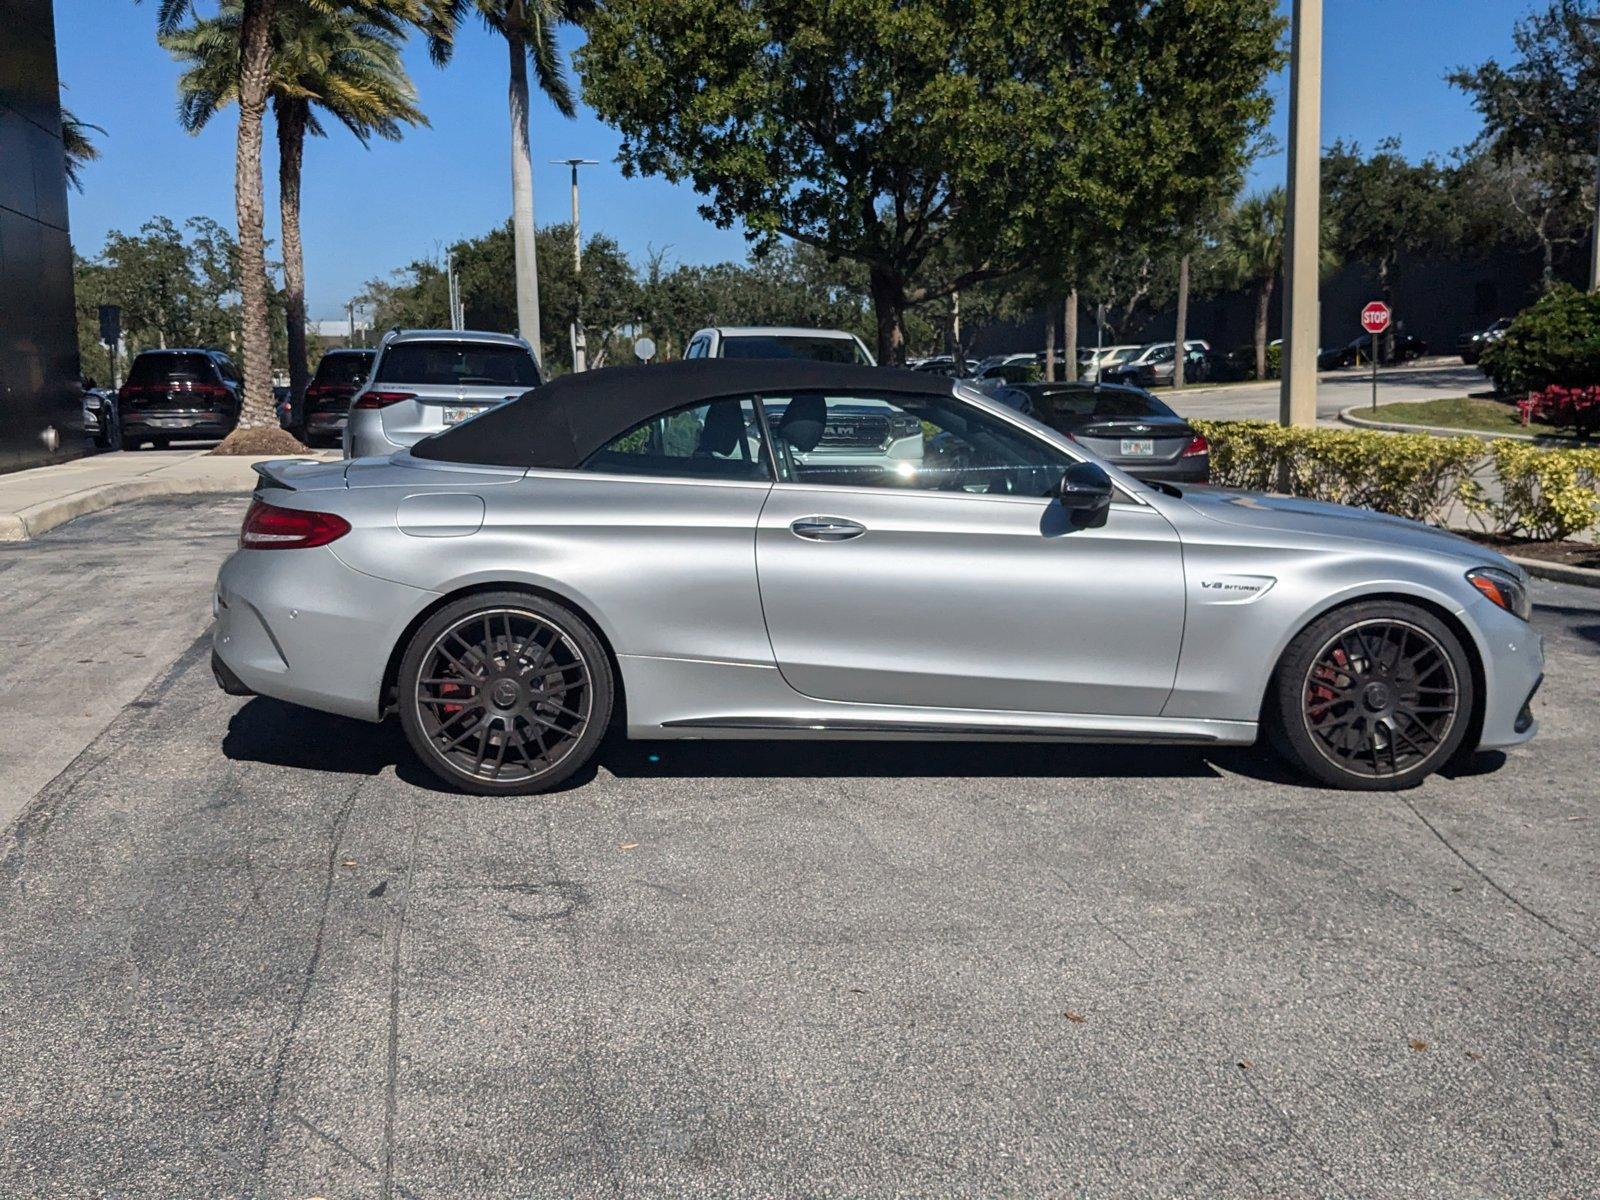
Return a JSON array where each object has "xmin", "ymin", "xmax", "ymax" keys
[{"xmin": 1523, "ymin": 385, "xmax": 1600, "ymax": 438}]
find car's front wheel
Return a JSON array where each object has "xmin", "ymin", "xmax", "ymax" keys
[
  {"xmin": 1269, "ymin": 601, "xmax": 1475, "ymax": 790},
  {"xmin": 397, "ymin": 591, "xmax": 614, "ymax": 795}
]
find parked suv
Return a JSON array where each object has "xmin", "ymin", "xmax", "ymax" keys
[
  {"xmin": 344, "ymin": 330, "xmax": 541, "ymax": 459},
  {"xmin": 118, "ymin": 349, "xmax": 242, "ymax": 449},
  {"xmin": 683, "ymin": 325, "xmax": 876, "ymax": 365},
  {"xmin": 290, "ymin": 348, "xmax": 375, "ymax": 445}
]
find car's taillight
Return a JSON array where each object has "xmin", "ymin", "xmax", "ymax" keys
[
  {"xmin": 1181, "ymin": 434, "xmax": 1209, "ymax": 457},
  {"xmin": 353, "ymin": 390, "xmax": 416, "ymax": 410},
  {"xmin": 239, "ymin": 498, "xmax": 351, "ymax": 549}
]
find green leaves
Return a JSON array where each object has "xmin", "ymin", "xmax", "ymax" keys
[
  {"xmin": 1480, "ymin": 285, "xmax": 1600, "ymax": 395},
  {"xmin": 576, "ymin": 0, "xmax": 1284, "ymax": 358}
]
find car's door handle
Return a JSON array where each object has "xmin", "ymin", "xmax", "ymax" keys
[{"xmin": 790, "ymin": 516, "xmax": 866, "ymax": 542}]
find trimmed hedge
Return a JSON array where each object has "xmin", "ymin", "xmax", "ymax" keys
[{"xmin": 1192, "ymin": 420, "xmax": 1600, "ymax": 541}]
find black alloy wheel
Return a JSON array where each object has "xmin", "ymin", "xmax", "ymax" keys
[
  {"xmin": 398, "ymin": 591, "xmax": 614, "ymax": 795},
  {"xmin": 1271, "ymin": 602, "xmax": 1475, "ymax": 790}
]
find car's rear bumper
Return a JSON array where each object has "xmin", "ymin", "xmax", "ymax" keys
[
  {"xmin": 344, "ymin": 409, "xmax": 411, "ymax": 459},
  {"xmin": 213, "ymin": 544, "xmax": 435, "ymax": 720},
  {"xmin": 123, "ymin": 411, "xmax": 236, "ymax": 439},
  {"xmin": 1118, "ymin": 455, "xmax": 1209, "ymax": 484}
]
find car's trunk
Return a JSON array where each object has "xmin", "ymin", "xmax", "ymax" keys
[{"xmin": 1071, "ymin": 417, "xmax": 1194, "ymax": 465}]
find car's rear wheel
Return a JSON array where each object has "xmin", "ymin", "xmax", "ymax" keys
[
  {"xmin": 1269, "ymin": 601, "xmax": 1475, "ymax": 790},
  {"xmin": 397, "ymin": 591, "xmax": 613, "ymax": 795}
]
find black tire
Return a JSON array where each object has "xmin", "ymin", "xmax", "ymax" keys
[
  {"xmin": 1268, "ymin": 600, "xmax": 1475, "ymax": 791},
  {"xmin": 397, "ymin": 591, "xmax": 614, "ymax": 795},
  {"xmin": 149, "ymin": 437, "xmax": 169, "ymax": 451}
]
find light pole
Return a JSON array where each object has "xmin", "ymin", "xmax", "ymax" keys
[
  {"xmin": 552, "ymin": 158, "xmax": 598, "ymax": 370},
  {"xmin": 1583, "ymin": 17, "xmax": 1600, "ymax": 292},
  {"xmin": 1279, "ymin": 0, "xmax": 1323, "ymax": 429}
]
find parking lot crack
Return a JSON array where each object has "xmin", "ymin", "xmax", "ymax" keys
[
  {"xmin": 256, "ymin": 775, "xmax": 362, "ymax": 1178},
  {"xmin": 380, "ymin": 797, "xmax": 424, "ymax": 1200},
  {"xmin": 1398, "ymin": 795, "xmax": 1599, "ymax": 961}
]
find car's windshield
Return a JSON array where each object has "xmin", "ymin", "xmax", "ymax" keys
[
  {"xmin": 720, "ymin": 335, "xmax": 867, "ymax": 364},
  {"xmin": 376, "ymin": 341, "xmax": 539, "ymax": 387}
]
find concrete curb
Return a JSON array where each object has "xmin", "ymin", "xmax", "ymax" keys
[
  {"xmin": 1336, "ymin": 404, "xmax": 1573, "ymax": 445},
  {"xmin": 1506, "ymin": 555, "xmax": 1600, "ymax": 589},
  {"xmin": 0, "ymin": 450, "xmax": 340, "ymax": 542},
  {"xmin": 0, "ymin": 475, "xmax": 246, "ymax": 541}
]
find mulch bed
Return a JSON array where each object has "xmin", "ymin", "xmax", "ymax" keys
[
  {"xmin": 1463, "ymin": 533, "xmax": 1600, "ymax": 570},
  {"xmin": 209, "ymin": 427, "xmax": 310, "ymax": 456}
]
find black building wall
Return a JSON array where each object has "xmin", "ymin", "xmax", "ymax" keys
[{"xmin": 0, "ymin": 0, "xmax": 82, "ymax": 473}]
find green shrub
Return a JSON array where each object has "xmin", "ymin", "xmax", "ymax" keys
[
  {"xmin": 1264, "ymin": 342, "xmax": 1282, "ymax": 380},
  {"xmin": 1479, "ymin": 285, "xmax": 1600, "ymax": 395},
  {"xmin": 1466, "ymin": 440, "xmax": 1600, "ymax": 541},
  {"xmin": 1192, "ymin": 421, "xmax": 1481, "ymax": 525}
]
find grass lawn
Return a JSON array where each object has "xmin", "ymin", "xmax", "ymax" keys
[{"xmin": 1367, "ymin": 395, "xmax": 1545, "ymax": 438}]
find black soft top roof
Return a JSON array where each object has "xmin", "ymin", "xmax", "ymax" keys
[{"xmin": 410, "ymin": 358, "xmax": 950, "ymax": 470}]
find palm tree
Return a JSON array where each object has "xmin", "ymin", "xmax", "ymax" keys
[
  {"xmin": 165, "ymin": 2, "xmax": 427, "ymax": 403},
  {"xmin": 60, "ymin": 104, "xmax": 104, "ymax": 192},
  {"xmin": 457, "ymin": 0, "xmax": 592, "ymax": 357},
  {"xmin": 1220, "ymin": 188, "xmax": 1286, "ymax": 381}
]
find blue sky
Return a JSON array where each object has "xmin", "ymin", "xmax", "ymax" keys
[{"xmin": 60, "ymin": 1, "xmax": 1524, "ymax": 321}]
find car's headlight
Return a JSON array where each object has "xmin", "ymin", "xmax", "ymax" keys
[
  {"xmin": 1467, "ymin": 566, "xmax": 1531, "ymax": 621},
  {"xmin": 84, "ymin": 394, "xmax": 103, "ymax": 410}
]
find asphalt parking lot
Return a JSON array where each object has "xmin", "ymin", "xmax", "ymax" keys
[{"xmin": 1, "ymin": 496, "xmax": 1596, "ymax": 1198}]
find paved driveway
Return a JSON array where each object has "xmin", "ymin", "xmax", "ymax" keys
[
  {"xmin": 1164, "ymin": 360, "xmax": 1491, "ymax": 423},
  {"xmin": 1, "ymin": 497, "xmax": 1596, "ymax": 1198}
]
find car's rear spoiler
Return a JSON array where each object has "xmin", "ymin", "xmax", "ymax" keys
[{"xmin": 250, "ymin": 458, "xmax": 321, "ymax": 492}]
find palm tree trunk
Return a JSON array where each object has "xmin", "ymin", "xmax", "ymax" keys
[
  {"xmin": 277, "ymin": 98, "xmax": 310, "ymax": 411},
  {"xmin": 1064, "ymin": 289, "xmax": 1078, "ymax": 381},
  {"xmin": 231, "ymin": 0, "xmax": 276, "ymax": 431},
  {"xmin": 506, "ymin": 22, "xmax": 542, "ymax": 355},
  {"xmin": 1043, "ymin": 308, "xmax": 1056, "ymax": 382},
  {"xmin": 1172, "ymin": 254, "xmax": 1190, "ymax": 388},
  {"xmin": 1254, "ymin": 278, "xmax": 1273, "ymax": 381}
]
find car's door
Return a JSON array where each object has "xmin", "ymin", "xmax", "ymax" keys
[{"xmin": 754, "ymin": 389, "xmax": 1186, "ymax": 717}]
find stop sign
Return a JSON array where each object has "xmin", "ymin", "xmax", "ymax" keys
[{"xmin": 1361, "ymin": 301, "xmax": 1392, "ymax": 335}]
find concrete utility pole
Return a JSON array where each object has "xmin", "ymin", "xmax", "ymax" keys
[
  {"xmin": 1279, "ymin": 0, "xmax": 1323, "ymax": 428},
  {"xmin": 552, "ymin": 158, "xmax": 598, "ymax": 370},
  {"xmin": 1585, "ymin": 18, "xmax": 1600, "ymax": 291}
]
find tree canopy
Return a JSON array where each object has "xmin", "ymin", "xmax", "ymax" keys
[{"xmin": 577, "ymin": 0, "xmax": 1283, "ymax": 362}]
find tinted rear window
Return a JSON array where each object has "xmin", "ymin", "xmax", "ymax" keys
[
  {"xmin": 314, "ymin": 352, "xmax": 375, "ymax": 386},
  {"xmin": 376, "ymin": 342, "xmax": 539, "ymax": 387},
  {"xmin": 1026, "ymin": 386, "xmax": 1175, "ymax": 420},
  {"xmin": 126, "ymin": 353, "xmax": 214, "ymax": 386},
  {"xmin": 720, "ymin": 335, "xmax": 865, "ymax": 364}
]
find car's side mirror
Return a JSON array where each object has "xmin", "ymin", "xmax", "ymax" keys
[{"xmin": 1058, "ymin": 461, "xmax": 1113, "ymax": 519}]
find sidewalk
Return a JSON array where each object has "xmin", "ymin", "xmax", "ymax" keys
[{"xmin": 0, "ymin": 448, "xmax": 338, "ymax": 541}]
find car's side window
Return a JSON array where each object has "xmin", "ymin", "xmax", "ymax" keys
[
  {"xmin": 581, "ymin": 397, "xmax": 772, "ymax": 482},
  {"xmin": 684, "ymin": 336, "xmax": 708, "ymax": 360},
  {"xmin": 759, "ymin": 391, "xmax": 1075, "ymax": 497}
]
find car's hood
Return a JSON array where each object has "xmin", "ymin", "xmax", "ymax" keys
[{"xmin": 1175, "ymin": 486, "xmax": 1515, "ymax": 570}]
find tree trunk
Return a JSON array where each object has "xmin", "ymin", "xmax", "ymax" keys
[
  {"xmin": 1254, "ymin": 278, "xmax": 1274, "ymax": 381},
  {"xmin": 1064, "ymin": 289, "xmax": 1078, "ymax": 381},
  {"xmin": 277, "ymin": 99, "xmax": 310, "ymax": 410},
  {"xmin": 231, "ymin": 0, "xmax": 276, "ymax": 431},
  {"xmin": 507, "ymin": 23, "xmax": 543, "ymax": 356},
  {"xmin": 868, "ymin": 265, "xmax": 906, "ymax": 364},
  {"xmin": 1172, "ymin": 254, "xmax": 1190, "ymax": 388},
  {"xmin": 1043, "ymin": 308, "xmax": 1056, "ymax": 382}
]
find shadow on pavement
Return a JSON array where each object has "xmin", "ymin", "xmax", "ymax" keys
[{"xmin": 223, "ymin": 696, "xmax": 1249, "ymax": 790}]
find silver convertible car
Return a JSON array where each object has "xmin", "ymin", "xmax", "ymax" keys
[{"xmin": 211, "ymin": 360, "xmax": 1542, "ymax": 795}]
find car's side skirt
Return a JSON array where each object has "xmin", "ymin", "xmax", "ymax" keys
[{"xmin": 619, "ymin": 654, "xmax": 1256, "ymax": 745}]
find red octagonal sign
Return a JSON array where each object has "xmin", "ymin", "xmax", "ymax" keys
[{"xmin": 1361, "ymin": 301, "xmax": 1392, "ymax": 335}]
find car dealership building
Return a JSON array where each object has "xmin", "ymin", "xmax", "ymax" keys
[{"xmin": 0, "ymin": 0, "xmax": 81, "ymax": 473}]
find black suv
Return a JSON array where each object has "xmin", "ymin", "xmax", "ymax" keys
[
  {"xmin": 286, "ymin": 348, "xmax": 376, "ymax": 445},
  {"xmin": 118, "ymin": 349, "xmax": 243, "ymax": 449}
]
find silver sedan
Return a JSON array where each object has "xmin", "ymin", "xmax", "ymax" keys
[{"xmin": 212, "ymin": 360, "xmax": 1543, "ymax": 795}]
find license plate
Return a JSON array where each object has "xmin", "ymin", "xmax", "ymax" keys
[
  {"xmin": 444, "ymin": 405, "xmax": 486, "ymax": 426},
  {"xmin": 1120, "ymin": 438, "xmax": 1155, "ymax": 456},
  {"xmin": 150, "ymin": 417, "xmax": 189, "ymax": 428}
]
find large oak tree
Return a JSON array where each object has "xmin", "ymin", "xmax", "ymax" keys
[{"xmin": 577, "ymin": 0, "xmax": 1282, "ymax": 363}]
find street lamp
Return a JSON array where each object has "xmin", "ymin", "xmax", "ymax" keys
[
  {"xmin": 1582, "ymin": 17, "xmax": 1600, "ymax": 292},
  {"xmin": 1279, "ymin": 0, "xmax": 1323, "ymax": 429},
  {"xmin": 551, "ymin": 158, "xmax": 599, "ymax": 370}
]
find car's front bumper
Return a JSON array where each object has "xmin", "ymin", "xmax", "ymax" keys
[
  {"xmin": 213, "ymin": 544, "xmax": 435, "ymax": 720},
  {"xmin": 1473, "ymin": 601, "xmax": 1545, "ymax": 749}
]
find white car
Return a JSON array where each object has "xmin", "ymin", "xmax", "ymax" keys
[
  {"xmin": 1078, "ymin": 344, "xmax": 1141, "ymax": 382},
  {"xmin": 683, "ymin": 325, "xmax": 876, "ymax": 365}
]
